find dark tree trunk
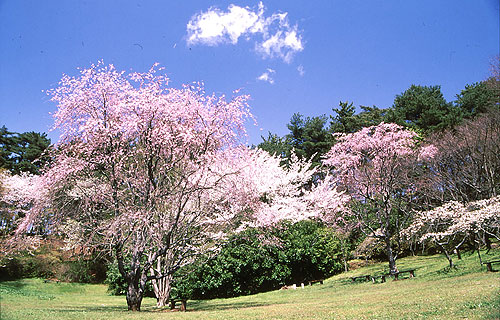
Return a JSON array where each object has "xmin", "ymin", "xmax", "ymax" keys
[
  {"xmin": 126, "ymin": 281, "xmax": 143, "ymax": 311},
  {"xmin": 384, "ymin": 236, "xmax": 398, "ymax": 275},
  {"xmin": 485, "ymin": 235, "xmax": 492, "ymax": 252},
  {"xmin": 445, "ymin": 251, "xmax": 454, "ymax": 268},
  {"xmin": 115, "ymin": 246, "xmax": 146, "ymax": 312},
  {"xmin": 340, "ymin": 238, "xmax": 349, "ymax": 272},
  {"xmin": 435, "ymin": 241, "xmax": 454, "ymax": 268},
  {"xmin": 125, "ymin": 271, "xmax": 148, "ymax": 311}
]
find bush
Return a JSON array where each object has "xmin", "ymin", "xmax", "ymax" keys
[
  {"xmin": 63, "ymin": 258, "xmax": 107, "ymax": 283},
  {"xmin": 0, "ymin": 239, "xmax": 108, "ymax": 283},
  {"xmin": 175, "ymin": 220, "xmax": 344, "ymax": 299},
  {"xmin": 0, "ymin": 256, "xmax": 25, "ymax": 280},
  {"xmin": 276, "ymin": 220, "xmax": 344, "ymax": 283},
  {"xmin": 105, "ymin": 262, "xmax": 128, "ymax": 295},
  {"xmin": 0, "ymin": 249, "xmax": 60, "ymax": 281},
  {"xmin": 175, "ymin": 228, "xmax": 287, "ymax": 299}
]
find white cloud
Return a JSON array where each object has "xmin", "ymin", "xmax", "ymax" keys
[
  {"xmin": 187, "ymin": 2, "xmax": 303, "ymax": 62},
  {"xmin": 297, "ymin": 65, "xmax": 305, "ymax": 76},
  {"xmin": 257, "ymin": 68, "xmax": 275, "ymax": 84}
]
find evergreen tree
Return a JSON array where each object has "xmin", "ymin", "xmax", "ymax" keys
[
  {"xmin": 0, "ymin": 128, "xmax": 51, "ymax": 175},
  {"xmin": 387, "ymin": 85, "xmax": 460, "ymax": 132},
  {"xmin": 286, "ymin": 113, "xmax": 332, "ymax": 166},
  {"xmin": 455, "ymin": 81, "xmax": 497, "ymax": 119}
]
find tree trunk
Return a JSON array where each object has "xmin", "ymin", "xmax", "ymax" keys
[
  {"xmin": 444, "ymin": 250, "xmax": 454, "ymax": 268},
  {"xmin": 115, "ymin": 247, "xmax": 144, "ymax": 312},
  {"xmin": 150, "ymin": 255, "xmax": 173, "ymax": 308},
  {"xmin": 124, "ymin": 265, "xmax": 148, "ymax": 311},
  {"xmin": 152, "ymin": 275, "xmax": 172, "ymax": 308},
  {"xmin": 384, "ymin": 237, "xmax": 398, "ymax": 275},
  {"xmin": 485, "ymin": 235, "xmax": 492, "ymax": 252},
  {"xmin": 126, "ymin": 281, "xmax": 143, "ymax": 311},
  {"xmin": 340, "ymin": 238, "xmax": 349, "ymax": 272},
  {"xmin": 476, "ymin": 241, "xmax": 483, "ymax": 265},
  {"xmin": 435, "ymin": 241, "xmax": 454, "ymax": 268}
]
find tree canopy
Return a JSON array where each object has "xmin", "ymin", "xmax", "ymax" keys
[{"xmin": 0, "ymin": 127, "xmax": 51, "ymax": 175}]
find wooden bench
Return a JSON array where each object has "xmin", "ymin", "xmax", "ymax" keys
[
  {"xmin": 370, "ymin": 274, "xmax": 387, "ymax": 283},
  {"xmin": 169, "ymin": 298, "xmax": 187, "ymax": 311},
  {"xmin": 370, "ymin": 269, "xmax": 415, "ymax": 283},
  {"xmin": 392, "ymin": 269, "xmax": 415, "ymax": 280},
  {"xmin": 308, "ymin": 279, "xmax": 324, "ymax": 286},
  {"xmin": 350, "ymin": 275, "xmax": 372, "ymax": 282},
  {"xmin": 482, "ymin": 260, "xmax": 500, "ymax": 272}
]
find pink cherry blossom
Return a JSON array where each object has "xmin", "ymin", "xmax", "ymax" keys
[
  {"xmin": 323, "ymin": 122, "xmax": 422, "ymax": 274},
  {"xmin": 17, "ymin": 62, "xmax": 256, "ymax": 311}
]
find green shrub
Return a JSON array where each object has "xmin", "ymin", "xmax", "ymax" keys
[
  {"xmin": 63, "ymin": 258, "xmax": 107, "ymax": 283},
  {"xmin": 276, "ymin": 220, "xmax": 344, "ymax": 283},
  {"xmin": 0, "ymin": 257, "xmax": 25, "ymax": 280},
  {"xmin": 105, "ymin": 262, "xmax": 128, "ymax": 295},
  {"xmin": 175, "ymin": 220, "xmax": 344, "ymax": 299},
  {"xmin": 0, "ymin": 239, "xmax": 108, "ymax": 283},
  {"xmin": 0, "ymin": 252, "xmax": 59, "ymax": 280},
  {"xmin": 175, "ymin": 228, "xmax": 287, "ymax": 299}
]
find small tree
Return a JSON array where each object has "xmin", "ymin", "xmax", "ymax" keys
[
  {"xmin": 403, "ymin": 196, "xmax": 500, "ymax": 267},
  {"xmin": 402, "ymin": 201, "xmax": 467, "ymax": 268},
  {"xmin": 323, "ymin": 123, "xmax": 424, "ymax": 274}
]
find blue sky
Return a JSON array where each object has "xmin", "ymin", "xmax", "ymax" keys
[{"xmin": 1, "ymin": 1, "xmax": 498, "ymax": 145}]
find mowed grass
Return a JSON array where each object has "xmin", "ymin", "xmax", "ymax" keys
[{"xmin": 1, "ymin": 250, "xmax": 499, "ymax": 320}]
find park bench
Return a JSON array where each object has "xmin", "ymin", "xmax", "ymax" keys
[
  {"xmin": 370, "ymin": 274, "xmax": 387, "ymax": 283},
  {"xmin": 350, "ymin": 269, "xmax": 416, "ymax": 284},
  {"xmin": 169, "ymin": 298, "xmax": 187, "ymax": 311},
  {"xmin": 350, "ymin": 275, "xmax": 372, "ymax": 282},
  {"xmin": 370, "ymin": 269, "xmax": 416, "ymax": 283},
  {"xmin": 308, "ymin": 279, "xmax": 324, "ymax": 286},
  {"xmin": 391, "ymin": 269, "xmax": 415, "ymax": 280},
  {"xmin": 481, "ymin": 259, "xmax": 500, "ymax": 272}
]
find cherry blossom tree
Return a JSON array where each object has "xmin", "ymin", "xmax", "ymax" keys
[
  {"xmin": 14, "ymin": 62, "xmax": 256, "ymax": 311},
  {"xmin": 323, "ymin": 123, "xmax": 424, "ymax": 274},
  {"xmin": 403, "ymin": 196, "xmax": 500, "ymax": 267},
  {"xmin": 0, "ymin": 170, "xmax": 44, "ymax": 238},
  {"xmin": 242, "ymin": 149, "xmax": 348, "ymax": 228}
]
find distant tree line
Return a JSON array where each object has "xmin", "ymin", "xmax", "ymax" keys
[{"xmin": 259, "ymin": 79, "xmax": 499, "ymax": 167}]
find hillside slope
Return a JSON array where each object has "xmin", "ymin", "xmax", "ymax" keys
[{"xmin": 1, "ymin": 250, "xmax": 499, "ymax": 319}]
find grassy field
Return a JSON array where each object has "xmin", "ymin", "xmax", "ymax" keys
[{"xmin": 1, "ymin": 250, "xmax": 499, "ymax": 319}]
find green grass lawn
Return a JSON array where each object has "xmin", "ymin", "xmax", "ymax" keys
[{"xmin": 1, "ymin": 250, "xmax": 499, "ymax": 319}]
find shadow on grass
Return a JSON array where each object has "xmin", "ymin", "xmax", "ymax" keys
[
  {"xmin": 50, "ymin": 305, "xmax": 127, "ymax": 313},
  {"xmin": 0, "ymin": 279, "xmax": 56, "ymax": 299},
  {"xmin": 45, "ymin": 300, "xmax": 274, "ymax": 314},
  {"xmin": 186, "ymin": 300, "xmax": 273, "ymax": 312},
  {"xmin": 0, "ymin": 279, "xmax": 28, "ymax": 289}
]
